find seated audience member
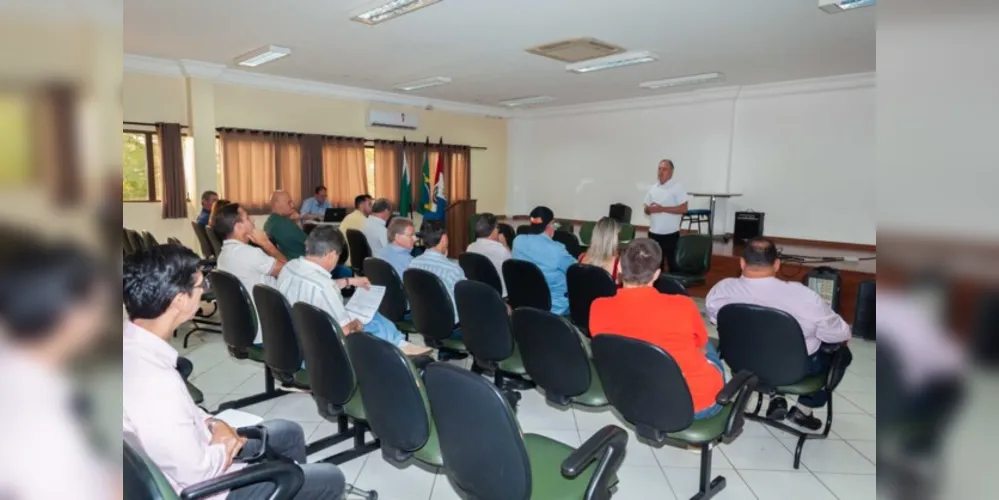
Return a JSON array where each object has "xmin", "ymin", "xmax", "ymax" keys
[
  {"xmin": 123, "ymin": 244, "xmax": 345, "ymax": 499},
  {"xmin": 339, "ymin": 194, "xmax": 373, "ymax": 235},
  {"xmin": 590, "ymin": 239, "xmax": 725, "ymax": 420},
  {"xmin": 264, "ymin": 190, "xmax": 306, "ymax": 259},
  {"xmin": 195, "ymin": 190, "xmax": 218, "ymax": 226},
  {"xmin": 376, "ymin": 217, "xmax": 416, "ymax": 278},
  {"xmin": 466, "ymin": 212, "xmax": 511, "ymax": 296},
  {"xmin": 0, "ymin": 234, "xmax": 119, "ymax": 499},
  {"xmin": 409, "ymin": 219, "xmax": 466, "ymax": 325},
  {"xmin": 361, "ymin": 198, "xmax": 392, "ymax": 254},
  {"xmin": 705, "ymin": 237, "xmax": 853, "ymax": 430},
  {"xmin": 207, "ymin": 198, "xmax": 231, "ymax": 228},
  {"xmin": 511, "ymin": 206, "xmax": 576, "ymax": 315},
  {"xmin": 277, "ymin": 226, "xmax": 431, "ymax": 357},
  {"xmin": 299, "ymin": 185, "xmax": 331, "ymax": 222},
  {"xmin": 579, "ymin": 217, "xmax": 622, "ymax": 282},
  {"xmin": 214, "ymin": 203, "xmax": 286, "ymax": 344}
]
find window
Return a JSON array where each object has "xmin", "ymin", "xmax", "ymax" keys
[
  {"xmin": 365, "ymin": 146, "xmax": 376, "ymax": 196},
  {"xmin": 122, "ymin": 131, "xmax": 161, "ymax": 201}
]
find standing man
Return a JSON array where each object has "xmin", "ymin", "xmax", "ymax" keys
[
  {"xmin": 299, "ymin": 185, "xmax": 331, "ymax": 222},
  {"xmin": 195, "ymin": 190, "xmax": 218, "ymax": 226},
  {"xmin": 340, "ymin": 194, "xmax": 374, "ymax": 235},
  {"xmin": 264, "ymin": 190, "xmax": 307, "ymax": 259},
  {"xmin": 643, "ymin": 159, "xmax": 688, "ymax": 272},
  {"xmin": 361, "ymin": 198, "xmax": 392, "ymax": 254}
]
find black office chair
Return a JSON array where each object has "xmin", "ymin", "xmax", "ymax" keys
[
  {"xmin": 511, "ymin": 307, "xmax": 607, "ymax": 408},
  {"xmin": 566, "ymin": 264, "xmax": 617, "ymax": 336},
  {"xmin": 716, "ymin": 303, "xmax": 848, "ymax": 469},
  {"xmin": 458, "ymin": 252, "xmax": 504, "ymax": 296},
  {"xmin": 345, "ymin": 229, "xmax": 372, "ymax": 276},
  {"xmin": 553, "ymin": 230, "xmax": 582, "ymax": 259},
  {"xmin": 590, "ymin": 335, "xmax": 758, "ymax": 500},
  {"xmin": 141, "ymin": 231, "xmax": 159, "ymax": 251},
  {"xmin": 665, "ymin": 235, "xmax": 712, "ymax": 288},
  {"xmin": 205, "ymin": 227, "xmax": 224, "ymax": 257},
  {"xmin": 424, "ymin": 363, "xmax": 627, "ymax": 500},
  {"xmin": 123, "ymin": 228, "xmax": 137, "ymax": 256},
  {"xmin": 498, "ymin": 223, "xmax": 516, "ymax": 248},
  {"xmin": 654, "ymin": 276, "xmax": 689, "ymax": 296},
  {"xmin": 345, "ymin": 332, "xmax": 443, "ymax": 468},
  {"xmin": 502, "ymin": 259, "xmax": 552, "ymax": 311},
  {"xmin": 455, "ymin": 280, "xmax": 532, "ymax": 399},
  {"xmin": 290, "ymin": 302, "xmax": 380, "ymax": 464},
  {"xmin": 252, "ymin": 285, "xmax": 309, "ymax": 390},
  {"xmin": 126, "ymin": 229, "xmax": 145, "ymax": 254},
  {"xmin": 362, "ymin": 257, "xmax": 417, "ymax": 337},
  {"xmin": 124, "ymin": 439, "xmax": 304, "ymax": 500},
  {"xmin": 191, "ymin": 221, "xmax": 216, "ymax": 259},
  {"xmin": 402, "ymin": 268, "xmax": 466, "ymax": 357}
]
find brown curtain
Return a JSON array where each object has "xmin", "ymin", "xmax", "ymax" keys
[
  {"xmin": 322, "ymin": 138, "xmax": 367, "ymax": 207},
  {"xmin": 373, "ymin": 140, "xmax": 401, "ymax": 207},
  {"xmin": 275, "ymin": 134, "xmax": 303, "ymax": 204},
  {"xmin": 156, "ymin": 122, "xmax": 188, "ymax": 218},
  {"xmin": 35, "ymin": 84, "xmax": 81, "ymax": 206},
  {"xmin": 299, "ymin": 134, "xmax": 324, "ymax": 201},
  {"xmin": 445, "ymin": 145, "xmax": 471, "ymax": 202},
  {"xmin": 220, "ymin": 131, "xmax": 276, "ymax": 212}
]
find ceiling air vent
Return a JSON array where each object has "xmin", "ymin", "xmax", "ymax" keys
[{"xmin": 525, "ymin": 38, "xmax": 626, "ymax": 63}]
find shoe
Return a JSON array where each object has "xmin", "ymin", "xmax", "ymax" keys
[
  {"xmin": 437, "ymin": 350, "xmax": 469, "ymax": 362},
  {"xmin": 766, "ymin": 396, "xmax": 788, "ymax": 421},
  {"xmin": 788, "ymin": 406, "xmax": 823, "ymax": 431}
]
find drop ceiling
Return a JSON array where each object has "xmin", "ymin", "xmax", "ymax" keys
[{"xmin": 124, "ymin": 0, "xmax": 876, "ymax": 110}]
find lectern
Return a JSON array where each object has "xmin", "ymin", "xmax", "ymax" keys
[{"xmin": 445, "ymin": 199, "xmax": 477, "ymax": 257}]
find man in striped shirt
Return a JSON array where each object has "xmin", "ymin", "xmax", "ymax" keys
[{"xmin": 408, "ymin": 219, "xmax": 467, "ymax": 321}]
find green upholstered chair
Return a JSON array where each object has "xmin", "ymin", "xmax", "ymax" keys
[
  {"xmin": 191, "ymin": 221, "xmax": 216, "ymax": 259},
  {"xmin": 554, "ymin": 219, "xmax": 575, "ymax": 234},
  {"xmin": 512, "ymin": 307, "xmax": 607, "ymax": 408},
  {"xmin": 553, "ymin": 230, "xmax": 582, "ymax": 259},
  {"xmin": 566, "ymin": 264, "xmax": 617, "ymax": 337},
  {"xmin": 654, "ymin": 275, "xmax": 689, "ymax": 296},
  {"xmin": 717, "ymin": 304, "xmax": 849, "ymax": 470},
  {"xmin": 363, "ymin": 257, "xmax": 418, "ymax": 336},
  {"xmin": 616, "ymin": 223, "xmax": 636, "ymax": 243},
  {"xmin": 468, "ymin": 213, "xmax": 480, "ymax": 244},
  {"xmin": 458, "ymin": 252, "xmax": 505, "ymax": 297},
  {"xmin": 503, "ymin": 259, "xmax": 553, "ymax": 311},
  {"xmin": 578, "ymin": 221, "xmax": 597, "ymax": 247},
  {"xmin": 424, "ymin": 363, "xmax": 628, "ymax": 500},
  {"xmin": 498, "ymin": 223, "xmax": 517, "ymax": 248},
  {"xmin": 204, "ymin": 228, "xmax": 224, "ymax": 259},
  {"xmin": 591, "ymin": 334, "xmax": 758, "ymax": 500},
  {"xmin": 403, "ymin": 268, "xmax": 467, "ymax": 356},
  {"xmin": 252, "ymin": 285, "xmax": 311, "ymax": 389},
  {"xmin": 665, "ymin": 234, "xmax": 712, "ymax": 288}
]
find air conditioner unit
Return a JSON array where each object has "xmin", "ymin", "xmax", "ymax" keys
[
  {"xmin": 819, "ymin": 0, "xmax": 876, "ymax": 14},
  {"xmin": 367, "ymin": 109, "xmax": 419, "ymax": 130}
]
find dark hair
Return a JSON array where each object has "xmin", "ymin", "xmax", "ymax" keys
[
  {"xmin": 0, "ymin": 234, "xmax": 101, "ymax": 342},
  {"xmin": 474, "ymin": 213, "xmax": 498, "ymax": 238},
  {"xmin": 305, "ymin": 225, "xmax": 345, "ymax": 257},
  {"xmin": 208, "ymin": 198, "xmax": 231, "ymax": 227},
  {"xmin": 200, "ymin": 190, "xmax": 218, "ymax": 203},
  {"xmin": 528, "ymin": 206, "xmax": 554, "ymax": 234},
  {"xmin": 742, "ymin": 237, "xmax": 778, "ymax": 267},
  {"xmin": 619, "ymin": 239, "xmax": 662, "ymax": 285},
  {"xmin": 123, "ymin": 244, "xmax": 202, "ymax": 321},
  {"xmin": 420, "ymin": 219, "xmax": 447, "ymax": 248},
  {"xmin": 354, "ymin": 194, "xmax": 373, "ymax": 208},
  {"xmin": 212, "ymin": 203, "xmax": 244, "ymax": 238},
  {"xmin": 387, "ymin": 217, "xmax": 414, "ymax": 243},
  {"xmin": 371, "ymin": 198, "xmax": 391, "ymax": 214}
]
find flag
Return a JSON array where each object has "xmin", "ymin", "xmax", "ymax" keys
[
  {"xmin": 399, "ymin": 140, "xmax": 412, "ymax": 217},
  {"xmin": 425, "ymin": 138, "xmax": 448, "ymax": 221},
  {"xmin": 418, "ymin": 139, "xmax": 432, "ymax": 215}
]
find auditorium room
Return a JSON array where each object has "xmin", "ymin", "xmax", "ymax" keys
[{"xmin": 121, "ymin": 1, "xmax": 881, "ymax": 499}]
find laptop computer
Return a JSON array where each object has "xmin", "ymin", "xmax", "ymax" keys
[{"xmin": 323, "ymin": 207, "xmax": 347, "ymax": 223}]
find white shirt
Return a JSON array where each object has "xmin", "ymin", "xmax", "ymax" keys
[
  {"xmin": 643, "ymin": 179, "xmax": 689, "ymax": 235},
  {"xmin": 362, "ymin": 215, "xmax": 389, "ymax": 254},
  {"xmin": 216, "ymin": 239, "xmax": 277, "ymax": 343},
  {"xmin": 466, "ymin": 238, "xmax": 512, "ymax": 296}
]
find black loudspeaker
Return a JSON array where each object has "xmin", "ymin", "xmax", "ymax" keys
[
  {"xmin": 733, "ymin": 211, "xmax": 764, "ymax": 242},
  {"xmin": 608, "ymin": 203, "xmax": 632, "ymax": 224},
  {"xmin": 804, "ymin": 266, "xmax": 842, "ymax": 313},
  {"xmin": 853, "ymin": 279, "xmax": 876, "ymax": 340}
]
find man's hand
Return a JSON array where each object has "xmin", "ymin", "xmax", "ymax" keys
[
  {"xmin": 342, "ymin": 319, "xmax": 364, "ymax": 334},
  {"xmin": 290, "ymin": 211, "xmax": 301, "ymax": 222},
  {"xmin": 401, "ymin": 343, "xmax": 434, "ymax": 357},
  {"xmin": 249, "ymin": 228, "xmax": 271, "ymax": 245},
  {"xmin": 350, "ymin": 277, "xmax": 371, "ymax": 289},
  {"xmin": 207, "ymin": 418, "xmax": 245, "ymax": 468}
]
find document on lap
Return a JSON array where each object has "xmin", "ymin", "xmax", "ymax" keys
[
  {"xmin": 213, "ymin": 409, "xmax": 264, "ymax": 428},
  {"xmin": 344, "ymin": 285, "xmax": 386, "ymax": 325}
]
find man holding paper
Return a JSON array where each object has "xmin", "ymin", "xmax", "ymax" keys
[{"xmin": 277, "ymin": 225, "xmax": 432, "ymax": 357}]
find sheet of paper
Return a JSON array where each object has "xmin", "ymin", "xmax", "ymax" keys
[
  {"xmin": 213, "ymin": 409, "xmax": 263, "ymax": 429},
  {"xmin": 344, "ymin": 285, "xmax": 386, "ymax": 325}
]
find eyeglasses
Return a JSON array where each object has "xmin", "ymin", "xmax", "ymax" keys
[{"xmin": 195, "ymin": 274, "xmax": 211, "ymax": 293}]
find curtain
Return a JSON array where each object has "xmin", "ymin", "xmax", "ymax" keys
[
  {"xmin": 373, "ymin": 140, "xmax": 401, "ymax": 207},
  {"xmin": 445, "ymin": 145, "xmax": 471, "ymax": 202},
  {"xmin": 299, "ymin": 134, "xmax": 324, "ymax": 201},
  {"xmin": 404, "ymin": 142, "xmax": 428, "ymax": 209},
  {"xmin": 275, "ymin": 134, "xmax": 303, "ymax": 204},
  {"xmin": 322, "ymin": 138, "xmax": 367, "ymax": 207},
  {"xmin": 156, "ymin": 122, "xmax": 188, "ymax": 218},
  {"xmin": 37, "ymin": 84, "xmax": 80, "ymax": 206},
  {"xmin": 220, "ymin": 131, "xmax": 276, "ymax": 212}
]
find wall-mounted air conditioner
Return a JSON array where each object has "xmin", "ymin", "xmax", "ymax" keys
[{"xmin": 367, "ymin": 109, "xmax": 419, "ymax": 130}]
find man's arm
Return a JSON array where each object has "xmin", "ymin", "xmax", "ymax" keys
[
  {"xmin": 250, "ymin": 228, "xmax": 287, "ymax": 264},
  {"xmin": 686, "ymin": 298, "xmax": 709, "ymax": 348},
  {"xmin": 657, "ymin": 201, "xmax": 688, "ymax": 215},
  {"xmin": 808, "ymin": 291, "xmax": 853, "ymax": 344},
  {"xmin": 704, "ymin": 281, "xmax": 728, "ymax": 324}
]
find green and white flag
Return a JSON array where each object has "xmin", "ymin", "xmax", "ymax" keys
[{"xmin": 399, "ymin": 142, "xmax": 412, "ymax": 217}]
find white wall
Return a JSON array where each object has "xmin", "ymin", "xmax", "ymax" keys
[{"xmin": 507, "ymin": 75, "xmax": 876, "ymax": 244}]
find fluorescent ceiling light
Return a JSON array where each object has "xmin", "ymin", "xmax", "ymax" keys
[
  {"xmin": 234, "ymin": 45, "xmax": 291, "ymax": 67},
  {"xmin": 498, "ymin": 96, "xmax": 555, "ymax": 107},
  {"xmin": 819, "ymin": 0, "xmax": 876, "ymax": 14},
  {"xmin": 352, "ymin": 0, "xmax": 442, "ymax": 25},
  {"xmin": 393, "ymin": 76, "xmax": 452, "ymax": 91},
  {"xmin": 566, "ymin": 51, "xmax": 658, "ymax": 74},
  {"xmin": 639, "ymin": 72, "xmax": 725, "ymax": 90}
]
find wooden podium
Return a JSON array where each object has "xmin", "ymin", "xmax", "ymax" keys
[{"xmin": 445, "ymin": 199, "xmax": 476, "ymax": 257}]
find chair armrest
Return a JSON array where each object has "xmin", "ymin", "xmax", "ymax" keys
[
  {"xmin": 562, "ymin": 425, "xmax": 628, "ymax": 500},
  {"xmin": 716, "ymin": 370, "xmax": 757, "ymax": 405},
  {"xmin": 179, "ymin": 461, "xmax": 304, "ymax": 500},
  {"xmin": 715, "ymin": 370, "xmax": 758, "ymax": 440},
  {"xmin": 825, "ymin": 345, "xmax": 851, "ymax": 391}
]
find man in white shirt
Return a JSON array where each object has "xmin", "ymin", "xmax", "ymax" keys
[
  {"xmin": 361, "ymin": 198, "xmax": 392, "ymax": 254},
  {"xmin": 123, "ymin": 243, "xmax": 345, "ymax": 499},
  {"xmin": 466, "ymin": 212, "xmax": 511, "ymax": 296},
  {"xmin": 643, "ymin": 159, "xmax": 689, "ymax": 272}
]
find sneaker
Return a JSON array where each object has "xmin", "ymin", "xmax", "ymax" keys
[
  {"xmin": 788, "ymin": 406, "xmax": 823, "ymax": 431},
  {"xmin": 766, "ymin": 396, "xmax": 788, "ymax": 421}
]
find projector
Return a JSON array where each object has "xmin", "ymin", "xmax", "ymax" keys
[{"xmin": 819, "ymin": 0, "xmax": 876, "ymax": 14}]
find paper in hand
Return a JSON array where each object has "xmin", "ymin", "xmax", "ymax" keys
[
  {"xmin": 344, "ymin": 285, "xmax": 386, "ymax": 325},
  {"xmin": 213, "ymin": 409, "xmax": 264, "ymax": 429}
]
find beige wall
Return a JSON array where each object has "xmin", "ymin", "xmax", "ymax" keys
[{"xmin": 122, "ymin": 72, "xmax": 508, "ymax": 250}]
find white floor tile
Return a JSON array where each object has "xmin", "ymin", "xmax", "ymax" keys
[
  {"xmin": 261, "ymin": 392, "xmax": 324, "ymax": 423},
  {"xmin": 718, "ymin": 436, "xmax": 796, "ymax": 471},
  {"xmin": 652, "ymin": 442, "xmax": 733, "ymax": 470},
  {"xmin": 829, "ymin": 413, "xmax": 877, "ymax": 441},
  {"xmin": 336, "ymin": 454, "xmax": 370, "ymax": 485},
  {"xmin": 353, "ymin": 453, "xmax": 437, "ymax": 499},
  {"xmin": 515, "ymin": 390, "xmax": 577, "ymax": 431},
  {"xmin": 814, "ymin": 473, "xmax": 877, "ymax": 500},
  {"xmin": 199, "ymin": 393, "xmax": 227, "ymax": 412},
  {"xmin": 228, "ymin": 371, "xmax": 268, "ymax": 396},
  {"xmin": 838, "ymin": 391, "xmax": 876, "ymax": 415},
  {"xmin": 611, "ymin": 466, "xmax": 677, "ymax": 500},
  {"xmin": 528, "ymin": 429, "xmax": 583, "ymax": 447},
  {"xmin": 847, "ymin": 440, "xmax": 876, "ymax": 463},
  {"xmin": 189, "ymin": 361, "xmax": 259, "ymax": 394},
  {"xmin": 429, "ymin": 473, "xmax": 463, "ymax": 500},
  {"xmin": 740, "ymin": 470, "xmax": 837, "ymax": 500},
  {"xmin": 776, "ymin": 438, "xmax": 876, "ymax": 474},
  {"xmin": 573, "ymin": 406, "xmax": 628, "ymax": 431},
  {"xmin": 233, "ymin": 393, "xmax": 287, "ymax": 417},
  {"xmin": 614, "ymin": 428, "xmax": 662, "ymax": 467},
  {"xmin": 662, "ymin": 467, "xmax": 756, "ymax": 500}
]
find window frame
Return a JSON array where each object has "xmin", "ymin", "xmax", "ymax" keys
[{"xmin": 122, "ymin": 129, "xmax": 159, "ymax": 203}]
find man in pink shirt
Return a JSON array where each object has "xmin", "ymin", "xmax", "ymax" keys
[
  {"xmin": 705, "ymin": 238, "xmax": 853, "ymax": 431},
  {"xmin": 123, "ymin": 243, "xmax": 345, "ymax": 499}
]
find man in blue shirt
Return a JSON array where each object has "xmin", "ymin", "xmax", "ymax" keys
[
  {"xmin": 375, "ymin": 218, "xmax": 416, "ymax": 278},
  {"xmin": 300, "ymin": 185, "xmax": 332, "ymax": 221},
  {"xmin": 194, "ymin": 190, "xmax": 218, "ymax": 226},
  {"xmin": 511, "ymin": 206, "xmax": 576, "ymax": 315}
]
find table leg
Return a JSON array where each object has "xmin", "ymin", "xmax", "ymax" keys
[{"xmin": 707, "ymin": 196, "xmax": 717, "ymax": 239}]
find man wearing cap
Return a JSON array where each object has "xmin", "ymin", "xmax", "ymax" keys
[{"xmin": 511, "ymin": 206, "xmax": 576, "ymax": 315}]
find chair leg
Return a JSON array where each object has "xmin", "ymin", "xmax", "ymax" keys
[
  {"xmin": 691, "ymin": 443, "xmax": 727, "ymax": 500},
  {"xmin": 216, "ymin": 366, "xmax": 287, "ymax": 411}
]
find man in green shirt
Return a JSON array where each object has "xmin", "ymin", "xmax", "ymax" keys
[{"xmin": 264, "ymin": 190, "xmax": 307, "ymax": 259}]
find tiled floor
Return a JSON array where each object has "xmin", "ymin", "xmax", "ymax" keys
[{"xmin": 177, "ymin": 300, "xmax": 877, "ymax": 500}]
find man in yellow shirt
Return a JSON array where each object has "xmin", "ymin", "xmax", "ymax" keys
[{"xmin": 339, "ymin": 194, "xmax": 373, "ymax": 235}]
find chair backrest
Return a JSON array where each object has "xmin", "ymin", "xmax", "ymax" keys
[
  {"xmin": 127, "ymin": 229, "xmax": 145, "ymax": 253},
  {"xmin": 618, "ymin": 223, "xmax": 636, "ymax": 243},
  {"xmin": 591, "ymin": 335, "xmax": 695, "ymax": 437},
  {"xmin": 579, "ymin": 221, "xmax": 597, "ymax": 246},
  {"xmin": 337, "ymin": 237, "xmax": 350, "ymax": 267},
  {"xmin": 717, "ymin": 303, "xmax": 810, "ymax": 387},
  {"xmin": 552, "ymin": 230, "xmax": 582, "ymax": 259},
  {"xmin": 345, "ymin": 229, "xmax": 372, "ymax": 272},
  {"xmin": 458, "ymin": 252, "xmax": 503, "ymax": 296},
  {"xmin": 191, "ymin": 221, "xmax": 215, "ymax": 259},
  {"xmin": 515, "ymin": 224, "xmax": 531, "ymax": 236},
  {"xmin": 511, "ymin": 307, "xmax": 592, "ymax": 405},
  {"xmin": 653, "ymin": 276, "xmax": 688, "ymax": 296},
  {"xmin": 554, "ymin": 219, "xmax": 574, "ymax": 234},
  {"xmin": 402, "ymin": 268, "xmax": 456, "ymax": 341},
  {"xmin": 497, "ymin": 223, "xmax": 516, "ymax": 248},
  {"xmin": 345, "ymin": 332, "xmax": 433, "ymax": 461},
  {"xmin": 362, "ymin": 257, "xmax": 408, "ymax": 321},
  {"xmin": 123, "ymin": 440, "xmax": 181, "ymax": 500},
  {"xmin": 502, "ymin": 259, "xmax": 552, "ymax": 311},
  {"xmin": 291, "ymin": 302, "xmax": 357, "ymax": 410},
  {"xmin": 424, "ymin": 363, "xmax": 532, "ymax": 500},
  {"xmin": 455, "ymin": 280, "xmax": 515, "ymax": 363},
  {"xmin": 210, "ymin": 270, "xmax": 258, "ymax": 350},
  {"xmin": 141, "ymin": 231, "xmax": 159, "ymax": 250},
  {"xmin": 566, "ymin": 263, "xmax": 617, "ymax": 332},
  {"xmin": 252, "ymin": 284, "xmax": 303, "ymax": 375},
  {"xmin": 876, "ymin": 338, "xmax": 906, "ymax": 432},
  {"xmin": 674, "ymin": 234, "xmax": 712, "ymax": 274},
  {"xmin": 205, "ymin": 227, "xmax": 224, "ymax": 257},
  {"xmin": 467, "ymin": 213, "xmax": 479, "ymax": 244},
  {"xmin": 123, "ymin": 228, "xmax": 137, "ymax": 256}
]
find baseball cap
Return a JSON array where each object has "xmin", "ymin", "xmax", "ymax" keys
[{"xmin": 528, "ymin": 206, "xmax": 554, "ymax": 234}]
